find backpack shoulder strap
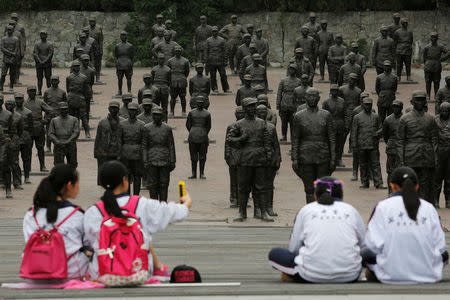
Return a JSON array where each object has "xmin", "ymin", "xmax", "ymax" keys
[
  {"xmin": 54, "ymin": 207, "xmax": 80, "ymax": 229},
  {"xmin": 95, "ymin": 201, "xmax": 107, "ymax": 217},
  {"xmin": 32, "ymin": 207, "xmax": 43, "ymax": 231},
  {"xmin": 124, "ymin": 195, "xmax": 140, "ymax": 215}
]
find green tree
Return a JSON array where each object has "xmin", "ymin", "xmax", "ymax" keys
[{"xmin": 126, "ymin": 0, "xmax": 223, "ymax": 66}]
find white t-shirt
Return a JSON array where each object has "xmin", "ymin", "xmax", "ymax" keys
[
  {"xmin": 23, "ymin": 201, "xmax": 89, "ymax": 279},
  {"xmin": 83, "ymin": 194, "xmax": 189, "ymax": 280},
  {"xmin": 289, "ymin": 201, "xmax": 365, "ymax": 283},
  {"xmin": 365, "ymin": 195, "xmax": 446, "ymax": 284}
]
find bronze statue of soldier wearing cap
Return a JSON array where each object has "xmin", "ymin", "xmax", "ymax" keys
[
  {"xmin": 0, "ymin": 25, "xmax": 19, "ymax": 91},
  {"xmin": 194, "ymin": 16, "xmax": 213, "ymax": 66},
  {"xmin": 48, "ymin": 102, "xmax": 80, "ymax": 168},
  {"xmin": 383, "ymin": 99, "xmax": 403, "ymax": 194},
  {"xmin": 142, "ymin": 106, "xmax": 176, "ymax": 201},
  {"xmin": 152, "ymin": 14, "xmax": 166, "ymax": 37},
  {"xmin": 114, "ymin": 31, "xmax": 134, "ymax": 96},
  {"xmin": 186, "ymin": 96, "xmax": 211, "ymax": 179},
  {"xmin": 292, "ymin": 88, "xmax": 335, "ymax": 204},
  {"xmin": 375, "ymin": 60, "xmax": 398, "ymax": 123},
  {"xmin": 220, "ymin": 15, "xmax": 245, "ymax": 74},
  {"xmin": 33, "ymin": 30, "xmax": 54, "ymax": 96},
  {"xmin": 295, "ymin": 26, "xmax": 317, "ymax": 71},
  {"xmin": 316, "ymin": 20, "xmax": 334, "ymax": 81},
  {"xmin": 393, "ymin": 18, "xmax": 413, "ymax": 82},
  {"xmin": 206, "ymin": 26, "xmax": 230, "ymax": 93},
  {"xmin": 14, "ymin": 92, "xmax": 33, "ymax": 184},
  {"xmin": 168, "ymin": 46, "xmax": 190, "ymax": 116},
  {"xmin": 151, "ymin": 52, "xmax": 171, "ymax": 121},
  {"xmin": 398, "ymin": 90, "xmax": 439, "ymax": 206},
  {"xmin": 189, "ymin": 63, "xmax": 211, "ymax": 109},
  {"xmin": 153, "ymin": 30, "xmax": 180, "ymax": 65},
  {"xmin": 94, "ymin": 101, "xmax": 122, "ymax": 185},
  {"xmin": 236, "ymin": 74, "xmax": 256, "ymax": 106},
  {"xmin": 245, "ymin": 53, "xmax": 268, "ymax": 92},
  {"xmin": 138, "ymin": 73, "xmax": 157, "ymax": 105},
  {"xmin": 119, "ymin": 102, "xmax": 145, "ymax": 195},
  {"xmin": 43, "ymin": 75, "xmax": 67, "ymax": 152},
  {"xmin": 88, "ymin": 16, "xmax": 104, "ymax": 83},
  {"xmin": 327, "ymin": 34, "xmax": 346, "ymax": 84},
  {"xmin": 236, "ymin": 33, "xmax": 252, "ymax": 76},
  {"xmin": 351, "ymin": 97, "xmax": 386, "ymax": 189},
  {"xmin": 423, "ymin": 32, "xmax": 449, "ymax": 100},
  {"xmin": 372, "ymin": 26, "xmax": 395, "ymax": 75}
]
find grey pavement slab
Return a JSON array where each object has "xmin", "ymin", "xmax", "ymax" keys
[{"xmin": 1, "ymin": 220, "xmax": 450, "ymax": 298}]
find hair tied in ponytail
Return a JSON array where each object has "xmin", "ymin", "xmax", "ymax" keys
[
  {"xmin": 314, "ymin": 177, "xmax": 344, "ymax": 205},
  {"xmin": 390, "ymin": 167, "xmax": 420, "ymax": 221}
]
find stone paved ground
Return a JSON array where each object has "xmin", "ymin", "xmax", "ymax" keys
[{"xmin": 0, "ymin": 67, "xmax": 448, "ymax": 228}]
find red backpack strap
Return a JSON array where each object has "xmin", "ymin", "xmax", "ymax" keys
[
  {"xmin": 95, "ymin": 201, "xmax": 108, "ymax": 217},
  {"xmin": 32, "ymin": 207, "xmax": 43, "ymax": 231},
  {"xmin": 54, "ymin": 207, "xmax": 80, "ymax": 230},
  {"xmin": 124, "ymin": 195, "xmax": 140, "ymax": 215}
]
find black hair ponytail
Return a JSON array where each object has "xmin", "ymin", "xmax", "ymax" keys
[
  {"xmin": 390, "ymin": 167, "xmax": 420, "ymax": 221},
  {"xmin": 33, "ymin": 164, "xmax": 79, "ymax": 223},
  {"xmin": 314, "ymin": 176, "xmax": 344, "ymax": 205},
  {"xmin": 99, "ymin": 160, "xmax": 128, "ymax": 219}
]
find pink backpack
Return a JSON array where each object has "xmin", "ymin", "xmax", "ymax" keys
[
  {"xmin": 95, "ymin": 196, "xmax": 149, "ymax": 287},
  {"xmin": 20, "ymin": 207, "xmax": 79, "ymax": 280}
]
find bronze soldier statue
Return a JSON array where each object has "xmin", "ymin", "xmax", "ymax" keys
[
  {"xmin": 7, "ymin": 14, "xmax": 26, "ymax": 85},
  {"xmin": 33, "ymin": 30, "xmax": 53, "ymax": 96},
  {"xmin": 114, "ymin": 31, "xmax": 134, "ymax": 95},
  {"xmin": 257, "ymin": 94, "xmax": 277, "ymax": 126},
  {"xmin": 289, "ymin": 47, "xmax": 314, "ymax": 85},
  {"xmin": 120, "ymin": 102, "xmax": 145, "ymax": 195},
  {"xmin": 254, "ymin": 28, "xmax": 269, "ymax": 67},
  {"xmin": 24, "ymin": 86, "xmax": 52, "ymax": 172},
  {"xmin": 294, "ymin": 74, "xmax": 310, "ymax": 111},
  {"xmin": 206, "ymin": 26, "xmax": 230, "ymax": 93},
  {"xmin": 142, "ymin": 106, "xmax": 176, "ymax": 201},
  {"xmin": 137, "ymin": 73, "xmax": 157, "ymax": 105},
  {"xmin": 153, "ymin": 30, "xmax": 180, "ymax": 65},
  {"xmin": 14, "ymin": 93, "xmax": 33, "ymax": 184},
  {"xmin": 6, "ymin": 19, "xmax": 23, "ymax": 86},
  {"xmin": 0, "ymin": 95, "xmax": 13, "ymax": 197},
  {"xmin": 316, "ymin": 20, "xmax": 334, "ymax": 81},
  {"xmin": 138, "ymin": 96, "xmax": 154, "ymax": 125},
  {"xmin": 151, "ymin": 53, "xmax": 171, "ymax": 121},
  {"xmin": 81, "ymin": 26, "xmax": 99, "ymax": 68},
  {"xmin": 94, "ymin": 101, "xmax": 122, "ymax": 185},
  {"xmin": 350, "ymin": 43, "xmax": 367, "ymax": 91},
  {"xmin": 338, "ymin": 52, "xmax": 361, "ymax": 87},
  {"xmin": 4, "ymin": 99, "xmax": 23, "ymax": 192},
  {"xmin": 186, "ymin": 97, "xmax": 211, "ymax": 179},
  {"xmin": 150, "ymin": 27, "xmax": 165, "ymax": 66},
  {"xmin": 436, "ymin": 75, "xmax": 450, "ymax": 115},
  {"xmin": 434, "ymin": 102, "xmax": 450, "ymax": 207},
  {"xmin": 168, "ymin": 46, "xmax": 190, "ymax": 116},
  {"xmin": 194, "ymin": 15, "xmax": 212, "ymax": 65},
  {"xmin": 229, "ymin": 97, "xmax": 273, "ymax": 222},
  {"xmin": 239, "ymin": 43, "xmax": 258, "ymax": 83},
  {"xmin": 372, "ymin": 26, "xmax": 395, "ymax": 75},
  {"xmin": 277, "ymin": 64, "xmax": 301, "ymax": 141},
  {"xmin": 351, "ymin": 97, "xmax": 386, "ymax": 189},
  {"xmin": 245, "ymin": 53, "xmax": 268, "ymax": 91},
  {"xmin": 388, "ymin": 13, "xmax": 401, "ymax": 39},
  {"xmin": 189, "ymin": 63, "xmax": 211, "ymax": 109},
  {"xmin": 295, "ymin": 26, "xmax": 317, "ymax": 72},
  {"xmin": 220, "ymin": 15, "xmax": 245, "ymax": 74},
  {"xmin": 393, "ymin": 18, "xmax": 413, "ymax": 82},
  {"xmin": 43, "ymin": 75, "xmax": 67, "ymax": 152},
  {"xmin": 375, "ymin": 60, "xmax": 398, "ymax": 123},
  {"xmin": 246, "ymin": 24, "xmax": 254, "ymax": 38},
  {"xmin": 151, "ymin": 14, "xmax": 166, "ymax": 38},
  {"xmin": 383, "ymin": 100, "xmax": 403, "ymax": 194},
  {"xmin": 165, "ymin": 19, "xmax": 177, "ymax": 42},
  {"xmin": 256, "ymin": 104, "xmax": 281, "ymax": 217},
  {"xmin": 350, "ymin": 92, "xmax": 370, "ymax": 181},
  {"xmin": 236, "ymin": 74, "xmax": 256, "ymax": 106},
  {"xmin": 48, "ymin": 102, "xmax": 79, "ymax": 168},
  {"xmin": 118, "ymin": 93, "xmax": 133, "ymax": 119},
  {"xmin": 303, "ymin": 12, "xmax": 321, "ymax": 38},
  {"xmin": 398, "ymin": 90, "xmax": 438, "ymax": 205},
  {"xmin": 292, "ymin": 88, "xmax": 335, "ymax": 203},
  {"xmin": 236, "ymin": 33, "xmax": 252, "ymax": 79},
  {"xmin": 88, "ymin": 16, "xmax": 104, "ymax": 82},
  {"xmin": 80, "ymin": 54, "xmax": 95, "ymax": 125},
  {"xmin": 66, "ymin": 60, "xmax": 90, "ymax": 138},
  {"xmin": 323, "ymin": 84, "xmax": 346, "ymax": 167},
  {"xmin": 73, "ymin": 33, "xmax": 94, "ymax": 64},
  {"xmin": 423, "ymin": 32, "xmax": 449, "ymax": 100},
  {"xmin": 225, "ymin": 106, "xmax": 245, "ymax": 207},
  {"xmin": 339, "ymin": 73, "xmax": 362, "ymax": 151},
  {"xmin": 327, "ymin": 34, "xmax": 346, "ymax": 84},
  {"xmin": 0, "ymin": 25, "xmax": 19, "ymax": 91}
]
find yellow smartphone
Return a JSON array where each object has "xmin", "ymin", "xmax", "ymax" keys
[{"xmin": 178, "ymin": 180, "xmax": 186, "ymax": 202}]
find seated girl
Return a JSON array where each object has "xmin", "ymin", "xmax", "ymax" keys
[
  {"xmin": 268, "ymin": 176, "xmax": 365, "ymax": 283},
  {"xmin": 23, "ymin": 164, "xmax": 89, "ymax": 280},
  {"xmin": 83, "ymin": 161, "xmax": 192, "ymax": 281},
  {"xmin": 363, "ymin": 166, "xmax": 448, "ymax": 284}
]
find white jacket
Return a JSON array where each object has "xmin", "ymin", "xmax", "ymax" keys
[
  {"xmin": 289, "ymin": 201, "xmax": 365, "ymax": 283},
  {"xmin": 365, "ymin": 195, "xmax": 446, "ymax": 284},
  {"xmin": 23, "ymin": 201, "xmax": 89, "ymax": 279},
  {"xmin": 83, "ymin": 194, "xmax": 189, "ymax": 280}
]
